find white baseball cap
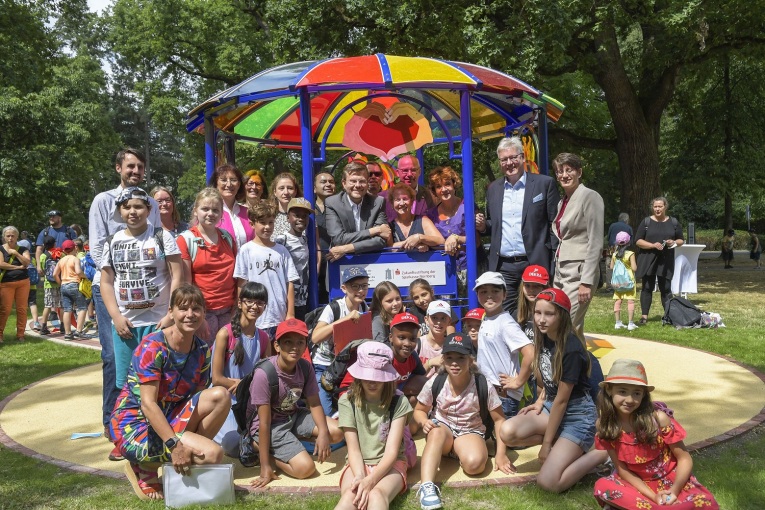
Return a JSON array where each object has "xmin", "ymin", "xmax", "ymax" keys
[
  {"xmin": 426, "ymin": 300, "xmax": 451, "ymax": 316},
  {"xmin": 473, "ymin": 271, "xmax": 507, "ymax": 291}
]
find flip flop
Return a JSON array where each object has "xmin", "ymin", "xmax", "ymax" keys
[{"xmin": 124, "ymin": 463, "xmax": 163, "ymax": 500}]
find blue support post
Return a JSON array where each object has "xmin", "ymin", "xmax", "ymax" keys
[
  {"xmin": 459, "ymin": 91, "xmax": 478, "ymax": 309},
  {"xmin": 416, "ymin": 148, "xmax": 425, "ymax": 188},
  {"xmin": 539, "ymin": 105, "xmax": 549, "ymax": 175},
  {"xmin": 299, "ymin": 88, "xmax": 319, "ymax": 310},
  {"xmin": 204, "ymin": 116, "xmax": 216, "ymax": 183}
]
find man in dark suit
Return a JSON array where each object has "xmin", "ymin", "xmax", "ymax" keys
[
  {"xmin": 476, "ymin": 137, "xmax": 560, "ymax": 315},
  {"xmin": 325, "ymin": 162, "xmax": 390, "ymax": 261}
]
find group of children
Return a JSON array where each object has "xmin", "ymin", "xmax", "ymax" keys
[{"xmin": 101, "ymin": 186, "xmax": 717, "ymax": 510}]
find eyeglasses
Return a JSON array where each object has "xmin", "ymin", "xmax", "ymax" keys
[
  {"xmin": 346, "ymin": 283, "xmax": 369, "ymax": 292},
  {"xmin": 219, "ymin": 178, "xmax": 239, "ymax": 185},
  {"xmin": 499, "ymin": 154, "xmax": 523, "ymax": 163},
  {"xmin": 241, "ymin": 299, "xmax": 267, "ymax": 309},
  {"xmin": 246, "ymin": 181, "xmax": 263, "ymax": 188},
  {"xmin": 555, "ymin": 167, "xmax": 578, "ymax": 176},
  {"xmin": 155, "ymin": 198, "xmax": 173, "ymax": 205}
]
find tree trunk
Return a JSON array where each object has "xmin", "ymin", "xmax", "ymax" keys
[
  {"xmin": 722, "ymin": 54, "xmax": 734, "ymax": 231},
  {"xmin": 591, "ymin": 25, "xmax": 662, "ymax": 230}
]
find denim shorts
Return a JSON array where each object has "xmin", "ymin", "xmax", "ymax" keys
[
  {"xmin": 543, "ymin": 394, "xmax": 597, "ymax": 452},
  {"xmin": 61, "ymin": 282, "xmax": 87, "ymax": 312}
]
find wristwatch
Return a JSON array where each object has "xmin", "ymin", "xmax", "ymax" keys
[{"xmin": 165, "ymin": 437, "xmax": 179, "ymax": 452}]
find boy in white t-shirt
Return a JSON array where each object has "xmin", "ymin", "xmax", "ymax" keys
[
  {"xmin": 311, "ymin": 266, "xmax": 369, "ymax": 416},
  {"xmin": 234, "ymin": 201, "xmax": 299, "ymax": 340},
  {"xmin": 100, "ymin": 187, "xmax": 182, "ymax": 390},
  {"xmin": 474, "ymin": 271, "xmax": 534, "ymax": 418}
]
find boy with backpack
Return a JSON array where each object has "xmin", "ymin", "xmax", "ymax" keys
[
  {"xmin": 242, "ymin": 319, "xmax": 343, "ymax": 488},
  {"xmin": 610, "ymin": 231, "xmax": 638, "ymax": 331},
  {"xmin": 274, "ymin": 197, "xmax": 317, "ymax": 321},
  {"xmin": 38, "ymin": 236, "xmax": 61, "ymax": 335},
  {"xmin": 310, "ymin": 266, "xmax": 370, "ymax": 416}
]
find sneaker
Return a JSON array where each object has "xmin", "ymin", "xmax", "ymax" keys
[
  {"xmin": 627, "ymin": 322, "xmax": 639, "ymax": 331},
  {"xmin": 75, "ymin": 331, "xmax": 95, "ymax": 339},
  {"xmin": 614, "ymin": 322, "xmax": 624, "ymax": 330},
  {"xmin": 32, "ymin": 321, "xmax": 42, "ymax": 331},
  {"xmin": 39, "ymin": 326, "xmax": 51, "ymax": 335},
  {"xmin": 417, "ymin": 481, "xmax": 443, "ymax": 510},
  {"xmin": 64, "ymin": 333, "xmax": 75, "ymax": 341}
]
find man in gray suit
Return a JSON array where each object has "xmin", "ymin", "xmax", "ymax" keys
[
  {"xmin": 325, "ymin": 162, "xmax": 390, "ymax": 262},
  {"xmin": 476, "ymin": 137, "xmax": 560, "ymax": 315}
]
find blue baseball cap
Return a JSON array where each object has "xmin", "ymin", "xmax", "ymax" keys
[{"xmin": 341, "ymin": 266, "xmax": 369, "ymax": 284}]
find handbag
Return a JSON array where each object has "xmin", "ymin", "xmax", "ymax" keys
[
  {"xmin": 79, "ymin": 278, "xmax": 92, "ymax": 299},
  {"xmin": 162, "ymin": 463, "xmax": 235, "ymax": 508}
]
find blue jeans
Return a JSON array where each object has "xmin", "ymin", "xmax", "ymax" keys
[
  {"xmin": 312, "ymin": 363, "xmax": 334, "ymax": 416},
  {"xmin": 93, "ymin": 284, "xmax": 118, "ymax": 428},
  {"xmin": 499, "ymin": 394, "xmax": 521, "ymax": 418}
]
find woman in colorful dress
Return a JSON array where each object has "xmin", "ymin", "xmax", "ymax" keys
[{"xmin": 110, "ymin": 284, "xmax": 230, "ymax": 500}]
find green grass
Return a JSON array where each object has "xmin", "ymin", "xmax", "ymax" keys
[{"xmin": 1, "ymin": 259, "xmax": 764, "ymax": 508}]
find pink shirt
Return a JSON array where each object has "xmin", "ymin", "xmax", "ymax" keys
[
  {"xmin": 218, "ymin": 203, "xmax": 254, "ymax": 249},
  {"xmin": 418, "ymin": 335, "xmax": 443, "ymax": 378},
  {"xmin": 417, "ymin": 375, "xmax": 501, "ymax": 435}
]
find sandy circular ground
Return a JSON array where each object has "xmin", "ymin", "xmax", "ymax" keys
[{"xmin": 1, "ymin": 334, "xmax": 763, "ymax": 493}]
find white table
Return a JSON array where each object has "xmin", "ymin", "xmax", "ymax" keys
[{"xmin": 671, "ymin": 244, "xmax": 706, "ymax": 295}]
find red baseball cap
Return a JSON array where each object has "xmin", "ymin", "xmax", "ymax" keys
[
  {"xmin": 390, "ymin": 311, "xmax": 419, "ymax": 328},
  {"xmin": 522, "ymin": 265, "xmax": 549, "ymax": 285},
  {"xmin": 61, "ymin": 240, "xmax": 75, "ymax": 252},
  {"xmin": 535, "ymin": 288, "xmax": 571, "ymax": 313},
  {"xmin": 275, "ymin": 318, "xmax": 308, "ymax": 341},
  {"xmin": 462, "ymin": 308, "xmax": 485, "ymax": 322}
]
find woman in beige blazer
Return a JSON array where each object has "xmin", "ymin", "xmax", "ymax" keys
[{"xmin": 551, "ymin": 153, "xmax": 604, "ymax": 341}]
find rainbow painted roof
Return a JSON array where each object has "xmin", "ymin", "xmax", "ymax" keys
[{"xmin": 187, "ymin": 54, "xmax": 564, "ymax": 150}]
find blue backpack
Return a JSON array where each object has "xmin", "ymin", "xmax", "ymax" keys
[
  {"xmin": 611, "ymin": 255, "xmax": 634, "ymax": 291},
  {"xmin": 81, "ymin": 252, "xmax": 97, "ymax": 281},
  {"xmin": 28, "ymin": 260, "xmax": 39, "ymax": 286}
]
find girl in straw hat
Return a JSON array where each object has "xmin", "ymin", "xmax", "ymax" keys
[
  {"xmin": 593, "ymin": 358, "xmax": 719, "ymax": 509},
  {"xmin": 335, "ymin": 342, "xmax": 412, "ymax": 510}
]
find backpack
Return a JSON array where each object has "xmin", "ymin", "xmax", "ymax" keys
[
  {"xmin": 431, "ymin": 371, "xmax": 494, "ymax": 439},
  {"xmin": 44, "ymin": 251, "xmax": 59, "ymax": 283},
  {"xmin": 43, "ymin": 226, "xmax": 77, "ymax": 242},
  {"xmin": 81, "ymin": 252, "xmax": 98, "ymax": 281},
  {"xmin": 178, "ymin": 228, "xmax": 234, "ymax": 264},
  {"xmin": 27, "ymin": 258, "xmax": 39, "ymax": 286},
  {"xmin": 610, "ymin": 255, "xmax": 634, "ymax": 291},
  {"xmin": 105, "ymin": 226, "xmax": 166, "ymax": 269},
  {"xmin": 662, "ymin": 296, "xmax": 702, "ymax": 328},
  {"xmin": 320, "ymin": 338, "xmax": 372, "ymax": 394},
  {"xmin": 349, "ymin": 393, "xmax": 418, "ymax": 469},
  {"xmin": 639, "ymin": 216, "xmax": 680, "ymax": 253},
  {"xmin": 222, "ymin": 323, "xmax": 269, "ymax": 366}
]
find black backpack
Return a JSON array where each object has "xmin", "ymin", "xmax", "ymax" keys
[
  {"xmin": 662, "ymin": 297, "xmax": 702, "ymax": 328},
  {"xmin": 430, "ymin": 371, "xmax": 494, "ymax": 438},
  {"xmin": 320, "ymin": 338, "xmax": 374, "ymax": 394},
  {"xmin": 231, "ymin": 357, "xmax": 312, "ymax": 432}
]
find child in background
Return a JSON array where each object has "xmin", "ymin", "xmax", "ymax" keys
[
  {"xmin": 274, "ymin": 197, "xmax": 316, "ymax": 321},
  {"xmin": 418, "ymin": 300, "xmax": 452, "ymax": 378},
  {"xmin": 211, "ymin": 282, "xmax": 270, "ymax": 457},
  {"xmin": 721, "ymin": 229, "xmax": 735, "ymax": 269},
  {"xmin": 38, "ymin": 236, "xmax": 61, "ymax": 335},
  {"xmin": 415, "ymin": 334, "xmax": 513, "ymax": 510},
  {"xmin": 500, "ymin": 288, "xmax": 607, "ymax": 493},
  {"xmin": 53, "ymin": 239, "xmax": 90, "ymax": 340},
  {"xmin": 312, "ymin": 266, "xmax": 370, "ymax": 416},
  {"xmin": 408, "ymin": 278, "xmax": 456, "ymax": 337},
  {"xmin": 593, "ymin": 359, "xmax": 719, "ymax": 509},
  {"xmin": 178, "ymin": 187, "xmax": 237, "ymax": 345},
  {"xmin": 474, "ymin": 271, "xmax": 534, "ymax": 418},
  {"xmin": 750, "ymin": 228, "xmax": 762, "ymax": 270},
  {"xmin": 516, "ymin": 265, "xmax": 550, "ymax": 341},
  {"xmin": 611, "ymin": 231, "xmax": 638, "ymax": 331},
  {"xmin": 247, "ymin": 319, "xmax": 343, "ymax": 488},
  {"xmin": 27, "ymin": 252, "xmax": 41, "ymax": 331},
  {"xmin": 370, "ymin": 281, "xmax": 403, "ymax": 343},
  {"xmin": 234, "ymin": 201, "xmax": 299, "ymax": 340},
  {"xmin": 460, "ymin": 307, "xmax": 484, "ymax": 354},
  {"xmin": 335, "ymin": 342, "xmax": 412, "ymax": 510},
  {"xmin": 100, "ymin": 187, "xmax": 183, "ymax": 391}
]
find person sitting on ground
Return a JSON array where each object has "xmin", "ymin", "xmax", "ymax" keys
[
  {"xmin": 247, "ymin": 319, "xmax": 344, "ymax": 488},
  {"xmin": 150, "ymin": 186, "xmax": 188, "ymax": 239},
  {"xmin": 325, "ymin": 162, "xmax": 390, "ymax": 261},
  {"xmin": 418, "ymin": 300, "xmax": 453, "ymax": 378},
  {"xmin": 110, "ymin": 284, "xmax": 230, "ymax": 501},
  {"xmin": 387, "ymin": 182, "xmax": 444, "ymax": 252},
  {"xmin": 52, "ymin": 239, "xmax": 91, "ymax": 340}
]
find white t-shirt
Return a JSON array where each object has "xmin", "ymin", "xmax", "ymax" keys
[
  {"xmin": 476, "ymin": 311, "xmax": 532, "ymax": 401},
  {"xmin": 100, "ymin": 227, "xmax": 179, "ymax": 326},
  {"xmin": 275, "ymin": 232, "xmax": 309, "ymax": 308},
  {"xmin": 313, "ymin": 298, "xmax": 350, "ymax": 366},
  {"xmin": 233, "ymin": 241, "xmax": 299, "ymax": 329},
  {"xmin": 417, "ymin": 375, "xmax": 501, "ymax": 435}
]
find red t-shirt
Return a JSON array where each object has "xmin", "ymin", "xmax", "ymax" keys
[{"xmin": 176, "ymin": 226, "xmax": 237, "ymax": 310}]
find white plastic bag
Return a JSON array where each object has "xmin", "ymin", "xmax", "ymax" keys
[{"xmin": 163, "ymin": 464, "xmax": 235, "ymax": 508}]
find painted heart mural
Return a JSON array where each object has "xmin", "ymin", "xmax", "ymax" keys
[{"xmin": 342, "ymin": 101, "xmax": 433, "ymax": 161}]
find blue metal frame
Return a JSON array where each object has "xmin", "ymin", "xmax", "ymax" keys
[{"xmin": 298, "ymin": 88, "xmax": 320, "ymax": 310}]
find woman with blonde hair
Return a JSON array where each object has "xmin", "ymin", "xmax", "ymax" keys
[
  {"xmin": 242, "ymin": 169, "xmax": 268, "ymax": 209},
  {"xmin": 150, "ymin": 186, "xmax": 188, "ymax": 238}
]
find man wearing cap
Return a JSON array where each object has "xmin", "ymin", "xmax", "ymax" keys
[
  {"xmin": 325, "ymin": 161, "xmax": 390, "ymax": 261},
  {"xmin": 275, "ymin": 197, "xmax": 319, "ymax": 321},
  {"xmin": 87, "ymin": 148, "xmax": 160, "ymax": 454},
  {"xmin": 34, "ymin": 210, "xmax": 77, "ymax": 276},
  {"xmin": 476, "ymin": 136, "xmax": 560, "ymax": 315},
  {"xmin": 379, "ymin": 154, "xmax": 434, "ymax": 220}
]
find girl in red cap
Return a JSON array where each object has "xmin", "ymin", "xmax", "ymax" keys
[{"xmin": 500, "ymin": 288, "xmax": 608, "ymax": 493}]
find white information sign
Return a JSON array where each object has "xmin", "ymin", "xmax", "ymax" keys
[{"xmin": 340, "ymin": 261, "xmax": 447, "ymax": 289}]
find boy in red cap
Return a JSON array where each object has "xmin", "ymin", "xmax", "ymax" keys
[
  {"xmin": 460, "ymin": 307, "xmax": 484, "ymax": 353},
  {"xmin": 247, "ymin": 318, "xmax": 343, "ymax": 488},
  {"xmin": 53, "ymin": 239, "xmax": 91, "ymax": 340}
]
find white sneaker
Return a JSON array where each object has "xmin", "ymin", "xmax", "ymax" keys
[
  {"xmin": 627, "ymin": 322, "xmax": 638, "ymax": 331},
  {"xmin": 614, "ymin": 322, "xmax": 624, "ymax": 330},
  {"xmin": 417, "ymin": 481, "xmax": 443, "ymax": 509}
]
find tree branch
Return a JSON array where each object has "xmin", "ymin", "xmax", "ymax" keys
[{"xmin": 548, "ymin": 126, "xmax": 617, "ymax": 151}]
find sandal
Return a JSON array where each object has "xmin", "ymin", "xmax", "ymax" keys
[
  {"xmin": 638, "ymin": 317, "xmax": 648, "ymax": 325},
  {"xmin": 124, "ymin": 463, "xmax": 163, "ymax": 500}
]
